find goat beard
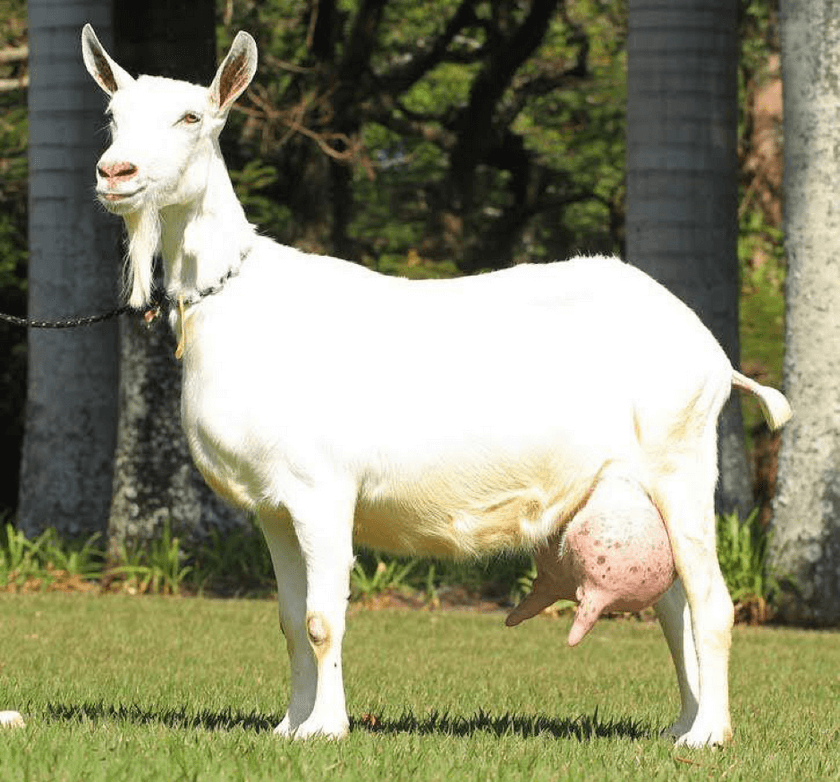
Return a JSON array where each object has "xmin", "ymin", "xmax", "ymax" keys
[{"xmin": 123, "ymin": 206, "xmax": 160, "ymax": 309}]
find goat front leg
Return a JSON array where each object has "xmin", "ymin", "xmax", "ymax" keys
[
  {"xmin": 285, "ymin": 485, "xmax": 356, "ymax": 740},
  {"xmin": 258, "ymin": 510, "xmax": 315, "ymax": 736},
  {"xmin": 261, "ymin": 496, "xmax": 355, "ymax": 740}
]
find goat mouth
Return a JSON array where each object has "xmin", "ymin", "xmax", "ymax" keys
[
  {"xmin": 99, "ymin": 189, "xmax": 143, "ymax": 200},
  {"xmin": 97, "ymin": 187, "xmax": 145, "ymax": 212}
]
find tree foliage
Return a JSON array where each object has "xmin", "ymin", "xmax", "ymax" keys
[
  {"xmin": 220, "ymin": 0, "xmax": 626, "ymax": 277},
  {"xmin": 0, "ymin": 0, "xmax": 28, "ymax": 515}
]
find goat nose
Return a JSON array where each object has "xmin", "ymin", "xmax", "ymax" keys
[{"xmin": 98, "ymin": 162, "xmax": 138, "ymax": 183}]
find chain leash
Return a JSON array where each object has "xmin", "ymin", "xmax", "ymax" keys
[{"xmin": 0, "ymin": 305, "xmax": 135, "ymax": 329}]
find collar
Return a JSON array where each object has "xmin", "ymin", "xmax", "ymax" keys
[{"xmin": 144, "ymin": 247, "xmax": 250, "ymax": 323}]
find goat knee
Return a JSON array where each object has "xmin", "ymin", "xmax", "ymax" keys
[{"xmin": 306, "ymin": 612, "xmax": 331, "ymax": 658}]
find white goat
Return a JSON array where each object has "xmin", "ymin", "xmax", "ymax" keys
[{"xmin": 81, "ymin": 25, "xmax": 790, "ymax": 747}]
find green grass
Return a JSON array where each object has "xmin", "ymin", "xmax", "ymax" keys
[{"xmin": 0, "ymin": 595, "xmax": 836, "ymax": 781}]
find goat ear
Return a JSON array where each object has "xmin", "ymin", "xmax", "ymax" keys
[
  {"xmin": 81, "ymin": 24, "xmax": 135, "ymax": 95},
  {"xmin": 209, "ymin": 31, "xmax": 258, "ymax": 114}
]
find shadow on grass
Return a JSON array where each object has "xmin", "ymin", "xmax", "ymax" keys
[
  {"xmin": 44, "ymin": 702, "xmax": 280, "ymax": 733},
  {"xmin": 353, "ymin": 707, "xmax": 650, "ymax": 741},
  {"xmin": 44, "ymin": 701, "xmax": 650, "ymax": 741}
]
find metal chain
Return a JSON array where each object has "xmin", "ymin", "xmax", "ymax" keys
[{"xmin": 0, "ymin": 305, "xmax": 135, "ymax": 329}]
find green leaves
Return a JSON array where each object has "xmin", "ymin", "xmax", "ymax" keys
[
  {"xmin": 0, "ymin": 522, "xmax": 103, "ymax": 591},
  {"xmin": 351, "ymin": 554, "xmax": 418, "ymax": 600},
  {"xmin": 716, "ymin": 509, "xmax": 780, "ymax": 620},
  {"xmin": 111, "ymin": 521, "xmax": 193, "ymax": 597}
]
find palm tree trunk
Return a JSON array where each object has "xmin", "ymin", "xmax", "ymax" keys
[
  {"xmin": 626, "ymin": 0, "xmax": 751, "ymax": 515},
  {"xmin": 769, "ymin": 0, "xmax": 840, "ymax": 626},
  {"xmin": 19, "ymin": 0, "xmax": 120, "ymax": 538}
]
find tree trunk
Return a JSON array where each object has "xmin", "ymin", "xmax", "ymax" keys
[
  {"xmin": 108, "ymin": 317, "xmax": 244, "ymax": 557},
  {"xmin": 107, "ymin": 0, "xmax": 246, "ymax": 554},
  {"xmin": 625, "ymin": 0, "xmax": 751, "ymax": 516},
  {"xmin": 769, "ymin": 0, "xmax": 840, "ymax": 627},
  {"xmin": 19, "ymin": 0, "xmax": 120, "ymax": 538}
]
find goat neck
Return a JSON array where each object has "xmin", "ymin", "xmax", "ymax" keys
[{"xmin": 158, "ymin": 145, "xmax": 254, "ymax": 307}]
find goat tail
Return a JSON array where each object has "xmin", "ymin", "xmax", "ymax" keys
[{"xmin": 732, "ymin": 370, "xmax": 792, "ymax": 431}]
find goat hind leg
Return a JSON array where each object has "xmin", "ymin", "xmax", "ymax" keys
[
  {"xmin": 655, "ymin": 578, "xmax": 700, "ymax": 739},
  {"xmin": 655, "ymin": 471, "xmax": 734, "ymax": 747}
]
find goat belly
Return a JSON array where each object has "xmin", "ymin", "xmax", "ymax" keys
[
  {"xmin": 352, "ymin": 450, "xmax": 603, "ymax": 559},
  {"xmin": 505, "ymin": 472, "xmax": 676, "ymax": 645}
]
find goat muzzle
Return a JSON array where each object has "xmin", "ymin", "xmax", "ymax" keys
[{"xmin": 97, "ymin": 161, "xmax": 138, "ymax": 185}]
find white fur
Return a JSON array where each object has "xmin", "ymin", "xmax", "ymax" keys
[{"xmin": 82, "ymin": 24, "xmax": 791, "ymax": 747}]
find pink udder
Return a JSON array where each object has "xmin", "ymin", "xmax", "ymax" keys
[{"xmin": 506, "ymin": 474, "xmax": 676, "ymax": 646}]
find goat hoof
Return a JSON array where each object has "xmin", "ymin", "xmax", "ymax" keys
[
  {"xmin": 290, "ymin": 715, "xmax": 349, "ymax": 741},
  {"xmin": 661, "ymin": 713, "xmax": 697, "ymax": 742},
  {"xmin": 273, "ymin": 715, "xmax": 295, "ymax": 737},
  {"xmin": 672, "ymin": 722, "xmax": 732, "ymax": 748}
]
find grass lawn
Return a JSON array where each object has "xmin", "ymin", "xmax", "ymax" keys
[{"xmin": 0, "ymin": 594, "xmax": 836, "ymax": 781}]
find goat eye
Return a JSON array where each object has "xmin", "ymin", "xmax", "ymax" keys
[{"xmin": 181, "ymin": 112, "xmax": 201, "ymax": 125}]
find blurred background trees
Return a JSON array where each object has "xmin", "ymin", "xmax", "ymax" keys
[
  {"xmin": 0, "ymin": 0, "xmax": 29, "ymax": 518},
  {"xmin": 219, "ymin": 0, "xmax": 627, "ymax": 274}
]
